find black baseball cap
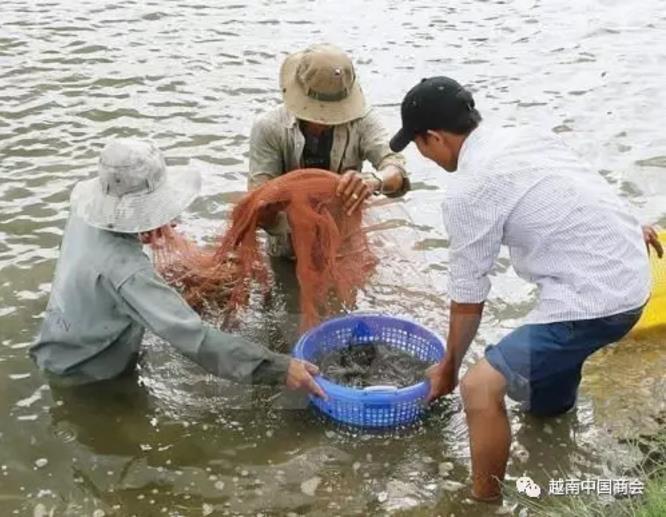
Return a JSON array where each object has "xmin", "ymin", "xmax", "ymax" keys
[{"xmin": 390, "ymin": 76, "xmax": 476, "ymax": 152}]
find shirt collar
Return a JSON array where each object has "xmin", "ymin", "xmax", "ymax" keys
[
  {"xmin": 457, "ymin": 122, "xmax": 485, "ymax": 170},
  {"xmin": 283, "ymin": 109, "xmax": 299, "ymax": 129}
]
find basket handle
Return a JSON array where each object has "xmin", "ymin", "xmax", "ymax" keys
[{"xmin": 363, "ymin": 385, "xmax": 398, "ymax": 393}]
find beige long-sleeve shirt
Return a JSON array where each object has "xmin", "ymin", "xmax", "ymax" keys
[{"xmin": 248, "ymin": 105, "xmax": 409, "ymax": 257}]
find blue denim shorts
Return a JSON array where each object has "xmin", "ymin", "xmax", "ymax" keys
[{"xmin": 484, "ymin": 305, "xmax": 644, "ymax": 416}]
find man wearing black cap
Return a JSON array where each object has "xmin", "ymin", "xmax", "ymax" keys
[{"xmin": 391, "ymin": 76, "xmax": 663, "ymax": 501}]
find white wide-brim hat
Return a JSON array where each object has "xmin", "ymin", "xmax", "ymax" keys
[{"xmin": 70, "ymin": 139, "xmax": 201, "ymax": 234}]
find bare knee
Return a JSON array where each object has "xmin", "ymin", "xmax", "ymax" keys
[{"xmin": 460, "ymin": 359, "xmax": 507, "ymax": 413}]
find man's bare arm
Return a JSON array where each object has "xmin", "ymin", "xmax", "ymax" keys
[{"xmin": 427, "ymin": 301, "xmax": 484, "ymax": 402}]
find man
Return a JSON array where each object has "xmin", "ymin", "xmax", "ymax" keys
[
  {"xmin": 30, "ymin": 138, "xmax": 325, "ymax": 399},
  {"xmin": 390, "ymin": 76, "xmax": 663, "ymax": 501},
  {"xmin": 249, "ymin": 43, "xmax": 410, "ymax": 258}
]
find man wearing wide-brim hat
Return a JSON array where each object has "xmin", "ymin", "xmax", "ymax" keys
[
  {"xmin": 30, "ymin": 138, "xmax": 325, "ymax": 397},
  {"xmin": 248, "ymin": 43, "xmax": 409, "ymax": 258}
]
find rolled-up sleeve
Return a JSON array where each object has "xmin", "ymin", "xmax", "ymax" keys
[
  {"xmin": 117, "ymin": 267, "xmax": 290, "ymax": 384},
  {"xmin": 442, "ymin": 196, "xmax": 504, "ymax": 303},
  {"xmin": 358, "ymin": 110, "xmax": 410, "ymax": 197}
]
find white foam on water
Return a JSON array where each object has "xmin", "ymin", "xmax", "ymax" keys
[{"xmin": 15, "ymin": 385, "xmax": 48, "ymax": 409}]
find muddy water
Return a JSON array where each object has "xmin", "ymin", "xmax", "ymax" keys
[{"xmin": 1, "ymin": 0, "xmax": 665, "ymax": 515}]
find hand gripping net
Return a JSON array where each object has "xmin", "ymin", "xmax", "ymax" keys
[{"xmin": 152, "ymin": 169, "xmax": 378, "ymax": 331}]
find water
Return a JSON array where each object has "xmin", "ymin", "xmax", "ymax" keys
[{"xmin": 1, "ymin": 0, "xmax": 666, "ymax": 515}]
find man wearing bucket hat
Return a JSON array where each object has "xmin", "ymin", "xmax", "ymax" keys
[
  {"xmin": 30, "ymin": 138, "xmax": 325, "ymax": 397},
  {"xmin": 248, "ymin": 43, "xmax": 410, "ymax": 258},
  {"xmin": 390, "ymin": 76, "xmax": 663, "ymax": 501}
]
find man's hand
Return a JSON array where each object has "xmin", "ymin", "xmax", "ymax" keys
[
  {"xmin": 426, "ymin": 359, "xmax": 458, "ymax": 403},
  {"xmin": 336, "ymin": 170, "xmax": 378, "ymax": 216},
  {"xmin": 285, "ymin": 359, "xmax": 327, "ymax": 399},
  {"xmin": 643, "ymin": 225, "xmax": 664, "ymax": 258},
  {"xmin": 426, "ymin": 301, "xmax": 484, "ymax": 404}
]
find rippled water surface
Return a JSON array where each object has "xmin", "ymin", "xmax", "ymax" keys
[{"xmin": 1, "ymin": 1, "xmax": 666, "ymax": 515}]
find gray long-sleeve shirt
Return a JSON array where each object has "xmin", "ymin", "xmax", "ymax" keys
[{"xmin": 30, "ymin": 215, "xmax": 290, "ymax": 385}]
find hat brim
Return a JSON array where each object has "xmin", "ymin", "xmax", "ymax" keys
[
  {"xmin": 70, "ymin": 166, "xmax": 201, "ymax": 233},
  {"xmin": 389, "ymin": 127, "xmax": 414, "ymax": 152},
  {"xmin": 279, "ymin": 51, "xmax": 368, "ymax": 125}
]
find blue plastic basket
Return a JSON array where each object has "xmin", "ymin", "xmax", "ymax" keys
[{"xmin": 292, "ymin": 313, "xmax": 446, "ymax": 428}]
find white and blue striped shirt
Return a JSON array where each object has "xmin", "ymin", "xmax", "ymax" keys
[{"xmin": 443, "ymin": 122, "xmax": 651, "ymax": 324}]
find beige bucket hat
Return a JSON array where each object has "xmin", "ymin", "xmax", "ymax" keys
[
  {"xmin": 70, "ymin": 138, "xmax": 201, "ymax": 233},
  {"xmin": 279, "ymin": 43, "xmax": 367, "ymax": 125}
]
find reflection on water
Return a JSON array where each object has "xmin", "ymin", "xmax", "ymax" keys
[{"xmin": 1, "ymin": 0, "xmax": 665, "ymax": 515}]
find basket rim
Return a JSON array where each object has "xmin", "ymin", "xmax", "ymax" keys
[{"xmin": 292, "ymin": 312, "xmax": 446, "ymax": 397}]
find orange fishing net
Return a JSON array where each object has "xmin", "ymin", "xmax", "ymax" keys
[{"xmin": 153, "ymin": 169, "xmax": 378, "ymax": 331}]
